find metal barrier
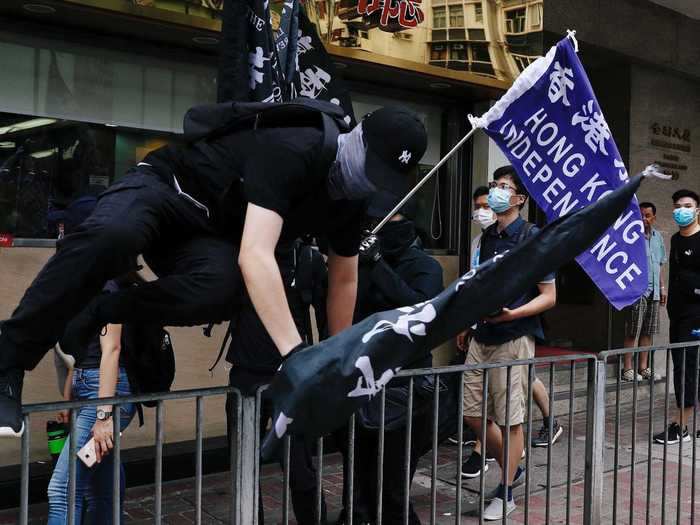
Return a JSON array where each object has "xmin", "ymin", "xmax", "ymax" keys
[
  {"xmin": 593, "ymin": 342, "xmax": 700, "ymax": 525},
  {"xmin": 16, "ymin": 343, "xmax": 700, "ymax": 524}
]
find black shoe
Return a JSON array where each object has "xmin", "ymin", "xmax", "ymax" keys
[
  {"xmin": 0, "ymin": 367, "xmax": 24, "ymax": 437},
  {"xmin": 532, "ymin": 421, "xmax": 564, "ymax": 447},
  {"xmin": 461, "ymin": 451, "xmax": 489, "ymax": 478},
  {"xmin": 654, "ymin": 423, "xmax": 691, "ymax": 445},
  {"xmin": 448, "ymin": 427, "xmax": 477, "ymax": 446}
]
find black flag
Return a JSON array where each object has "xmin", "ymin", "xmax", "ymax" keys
[{"xmin": 261, "ymin": 175, "xmax": 645, "ymax": 459}]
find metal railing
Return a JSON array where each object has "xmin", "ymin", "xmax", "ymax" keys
[{"xmin": 15, "ymin": 342, "xmax": 700, "ymax": 524}]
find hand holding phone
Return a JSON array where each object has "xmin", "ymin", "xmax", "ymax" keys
[{"xmin": 77, "ymin": 437, "xmax": 97, "ymax": 468}]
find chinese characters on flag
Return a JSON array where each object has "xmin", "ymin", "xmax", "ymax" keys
[{"xmin": 357, "ymin": 0, "xmax": 425, "ymax": 29}]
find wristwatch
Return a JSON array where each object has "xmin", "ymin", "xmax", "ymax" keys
[{"xmin": 96, "ymin": 408, "xmax": 113, "ymax": 421}]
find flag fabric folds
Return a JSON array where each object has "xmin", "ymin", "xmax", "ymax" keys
[
  {"xmin": 471, "ymin": 35, "xmax": 647, "ymax": 310},
  {"xmin": 261, "ymin": 175, "xmax": 644, "ymax": 459}
]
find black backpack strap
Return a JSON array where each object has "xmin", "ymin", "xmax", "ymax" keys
[{"xmin": 208, "ymin": 321, "xmax": 233, "ymax": 374}]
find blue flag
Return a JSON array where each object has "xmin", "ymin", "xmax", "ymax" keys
[{"xmin": 473, "ymin": 36, "xmax": 647, "ymax": 310}]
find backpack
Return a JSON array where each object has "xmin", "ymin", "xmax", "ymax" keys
[
  {"xmin": 122, "ymin": 324, "xmax": 175, "ymax": 422},
  {"xmin": 183, "ymin": 98, "xmax": 351, "ymax": 141}
]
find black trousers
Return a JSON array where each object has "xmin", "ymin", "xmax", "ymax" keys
[
  {"xmin": 337, "ymin": 411, "xmax": 432, "ymax": 525},
  {"xmin": 670, "ymin": 317, "xmax": 700, "ymax": 409},
  {"xmin": 0, "ymin": 171, "xmax": 242, "ymax": 371}
]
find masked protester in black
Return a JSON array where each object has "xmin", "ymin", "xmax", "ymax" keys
[
  {"xmin": 337, "ymin": 193, "xmax": 443, "ymax": 525},
  {"xmin": 224, "ymin": 237, "xmax": 329, "ymax": 525},
  {"xmin": 0, "ymin": 105, "xmax": 428, "ymax": 437}
]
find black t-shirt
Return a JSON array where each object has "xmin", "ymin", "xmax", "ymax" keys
[
  {"xmin": 668, "ymin": 230, "xmax": 700, "ymax": 321},
  {"xmin": 142, "ymin": 126, "xmax": 365, "ymax": 256},
  {"xmin": 76, "ymin": 281, "xmax": 125, "ymax": 369}
]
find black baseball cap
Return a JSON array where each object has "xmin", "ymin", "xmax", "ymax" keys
[{"xmin": 362, "ymin": 106, "xmax": 428, "ymax": 199}]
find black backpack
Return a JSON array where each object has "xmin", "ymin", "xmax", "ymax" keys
[{"xmin": 122, "ymin": 324, "xmax": 175, "ymax": 417}]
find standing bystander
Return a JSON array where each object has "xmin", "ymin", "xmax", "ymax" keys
[
  {"xmin": 655, "ymin": 189, "xmax": 700, "ymax": 444},
  {"xmin": 622, "ymin": 201, "xmax": 666, "ymax": 382}
]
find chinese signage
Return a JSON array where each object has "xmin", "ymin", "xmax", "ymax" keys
[
  {"xmin": 649, "ymin": 122, "xmax": 692, "ymax": 180},
  {"xmin": 356, "ymin": 0, "xmax": 425, "ymax": 30}
]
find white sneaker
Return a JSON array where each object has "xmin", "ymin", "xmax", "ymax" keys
[
  {"xmin": 621, "ymin": 369, "xmax": 642, "ymax": 382},
  {"xmin": 483, "ymin": 497, "xmax": 516, "ymax": 521},
  {"xmin": 639, "ymin": 368, "xmax": 661, "ymax": 381}
]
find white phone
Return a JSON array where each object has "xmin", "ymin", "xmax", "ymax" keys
[
  {"xmin": 77, "ymin": 433, "xmax": 122, "ymax": 467},
  {"xmin": 77, "ymin": 437, "xmax": 97, "ymax": 467}
]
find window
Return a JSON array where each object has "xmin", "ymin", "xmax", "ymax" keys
[
  {"xmin": 468, "ymin": 28, "xmax": 486, "ymax": 40},
  {"xmin": 530, "ymin": 3, "xmax": 542, "ymax": 27},
  {"xmin": 430, "ymin": 44, "xmax": 447, "ymax": 60},
  {"xmin": 505, "ymin": 8, "xmax": 526, "ymax": 34},
  {"xmin": 360, "ymin": 30, "xmax": 369, "ymax": 39},
  {"xmin": 471, "ymin": 43, "xmax": 490, "ymax": 62},
  {"xmin": 512, "ymin": 54, "xmax": 538, "ymax": 72},
  {"xmin": 449, "ymin": 5, "xmax": 464, "ymax": 27},
  {"xmin": 474, "ymin": 3, "xmax": 483, "ymax": 22},
  {"xmin": 0, "ymin": 113, "xmax": 171, "ymax": 239},
  {"xmin": 433, "ymin": 7, "xmax": 446, "ymax": 28},
  {"xmin": 450, "ymin": 43, "xmax": 466, "ymax": 60}
]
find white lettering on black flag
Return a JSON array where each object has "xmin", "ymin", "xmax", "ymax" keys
[{"xmin": 471, "ymin": 36, "xmax": 646, "ymax": 310}]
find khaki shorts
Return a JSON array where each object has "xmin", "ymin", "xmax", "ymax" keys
[{"xmin": 462, "ymin": 335, "xmax": 535, "ymax": 427}]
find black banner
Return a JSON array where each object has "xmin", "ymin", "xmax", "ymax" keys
[{"xmin": 261, "ymin": 175, "xmax": 644, "ymax": 458}]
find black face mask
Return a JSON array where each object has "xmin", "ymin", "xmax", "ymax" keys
[{"xmin": 378, "ymin": 219, "xmax": 416, "ymax": 257}]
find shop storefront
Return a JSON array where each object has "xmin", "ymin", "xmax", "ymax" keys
[{"xmin": 0, "ymin": 0, "xmax": 539, "ymax": 484}]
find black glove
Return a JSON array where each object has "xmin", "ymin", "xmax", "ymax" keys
[
  {"xmin": 282, "ymin": 342, "xmax": 310, "ymax": 361},
  {"xmin": 358, "ymin": 234, "xmax": 381, "ymax": 264}
]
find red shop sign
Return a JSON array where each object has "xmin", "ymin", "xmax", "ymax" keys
[{"xmin": 0, "ymin": 233, "xmax": 14, "ymax": 247}]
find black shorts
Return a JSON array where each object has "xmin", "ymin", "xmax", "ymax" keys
[{"xmin": 669, "ymin": 317, "xmax": 700, "ymax": 409}]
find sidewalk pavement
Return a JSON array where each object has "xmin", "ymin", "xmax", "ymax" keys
[{"xmin": 3, "ymin": 394, "xmax": 699, "ymax": 524}]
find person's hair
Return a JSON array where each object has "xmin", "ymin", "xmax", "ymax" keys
[
  {"xmin": 493, "ymin": 165, "xmax": 528, "ymax": 209},
  {"xmin": 639, "ymin": 201, "xmax": 656, "ymax": 216},
  {"xmin": 472, "ymin": 185, "xmax": 489, "ymax": 201},
  {"xmin": 672, "ymin": 189, "xmax": 699, "ymax": 207}
]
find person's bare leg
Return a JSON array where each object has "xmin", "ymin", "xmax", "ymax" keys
[
  {"xmin": 532, "ymin": 377, "xmax": 550, "ymax": 419},
  {"xmin": 623, "ymin": 336, "xmax": 637, "ymax": 371},
  {"xmin": 465, "ymin": 417, "xmax": 501, "ymax": 458},
  {"xmin": 495, "ymin": 425, "xmax": 524, "ymax": 484},
  {"xmin": 679, "ymin": 406, "xmax": 695, "ymax": 428},
  {"xmin": 638, "ymin": 336, "xmax": 652, "ymax": 370}
]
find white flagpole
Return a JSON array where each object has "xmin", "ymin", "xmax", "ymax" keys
[{"xmin": 371, "ymin": 125, "xmax": 481, "ymax": 235}]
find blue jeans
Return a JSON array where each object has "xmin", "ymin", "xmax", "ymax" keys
[{"xmin": 47, "ymin": 368, "xmax": 135, "ymax": 525}]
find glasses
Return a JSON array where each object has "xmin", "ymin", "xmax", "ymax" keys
[{"xmin": 488, "ymin": 181, "xmax": 517, "ymax": 192}]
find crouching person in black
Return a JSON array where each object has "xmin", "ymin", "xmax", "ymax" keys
[
  {"xmin": 0, "ymin": 101, "xmax": 428, "ymax": 437},
  {"xmin": 341, "ymin": 193, "xmax": 444, "ymax": 525},
  {"xmin": 225, "ymin": 237, "xmax": 329, "ymax": 525}
]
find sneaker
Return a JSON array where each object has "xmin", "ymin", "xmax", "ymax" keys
[
  {"xmin": 482, "ymin": 496, "xmax": 516, "ymax": 521},
  {"xmin": 486, "ymin": 454, "xmax": 497, "ymax": 463},
  {"xmin": 461, "ymin": 451, "xmax": 489, "ymax": 478},
  {"xmin": 639, "ymin": 368, "xmax": 661, "ymax": 381},
  {"xmin": 0, "ymin": 367, "xmax": 24, "ymax": 437},
  {"xmin": 654, "ymin": 423, "xmax": 691, "ymax": 445},
  {"xmin": 484, "ymin": 467, "xmax": 526, "ymax": 499},
  {"xmin": 532, "ymin": 421, "xmax": 564, "ymax": 447},
  {"xmin": 448, "ymin": 428, "xmax": 477, "ymax": 446},
  {"xmin": 621, "ymin": 369, "xmax": 642, "ymax": 382}
]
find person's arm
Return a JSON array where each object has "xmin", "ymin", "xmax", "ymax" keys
[
  {"xmin": 56, "ymin": 368, "xmax": 73, "ymax": 424},
  {"xmin": 239, "ymin": 204, "xmax": 302, "ymax": 356},
  {"xmin": 326, "ymin": 249, "xmax": 358, "ymax": 336},
  {"xmin": 92, "ymin": 323, "xmax": 122, "ymax": 462},
  {"xmin": 660, "ymin": 270, "xmax": 667, "ymax": 306},
  {"xmin": 370, "ymin": 259, "xmax": 443, "ymax": 307},
  {"xmin": 487, "ymin": 281, "xmax": 556, "ymax": 323}
]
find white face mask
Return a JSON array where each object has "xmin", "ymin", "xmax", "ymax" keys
[{"xmin": 472, "ymin": 208, "xmax": 496, "ymax": 230}]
